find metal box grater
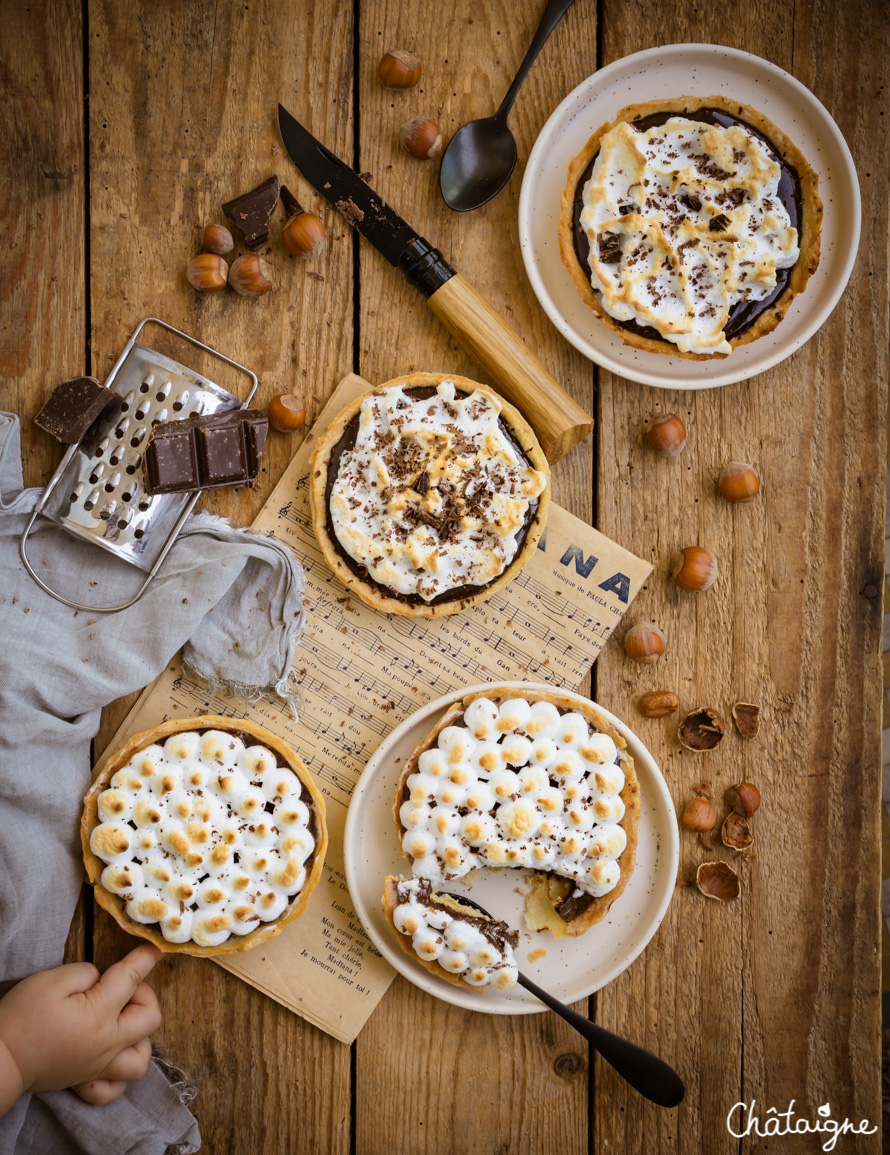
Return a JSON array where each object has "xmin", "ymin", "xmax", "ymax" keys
[{"xmin": 21, "ymin": 317, "xmax": 258, "ymax": 612}]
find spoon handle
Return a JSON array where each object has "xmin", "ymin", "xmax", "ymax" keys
[
  {"xmin": 497, "ymin": 0, "xmax": 578, "ymax": 120},
  {"xmin": 516, "ymin": 972, "xmax": 685, "ymax": 1108}
]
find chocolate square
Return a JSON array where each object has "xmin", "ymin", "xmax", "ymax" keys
[{"xmin": 35, "ymin": 377, "xmax": 113, "ymax": 444}]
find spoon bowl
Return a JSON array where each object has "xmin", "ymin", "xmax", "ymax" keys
[
  {"xmin": 439, "ymin": 115, "xmax": 518, "ymax": 212},
  {"xmin": 439, "ymin": 0, "xmax": 578, "ymax": 212}
]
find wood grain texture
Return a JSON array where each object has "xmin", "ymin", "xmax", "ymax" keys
[
  {"xmin": 3, "ymin": 0, "xmax": 885, "ymax": 1151},
  {"xmin": 88, "ymin": 2, "xmax": 355, "ymax": 1150},
  {"xmin": 594, "ymin": 2, "xmax": 888, "ymax": 1152},
  {"xmin": 354, "ymin": 3, "xmax": 598, "ymax": 1153},
  {"xmin": 0, "ymin": 0, "xmax": 85, "ymax": 488}
]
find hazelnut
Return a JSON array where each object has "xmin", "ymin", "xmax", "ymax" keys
[
  {"xmin": 678, "ymin": 707, "xmax": 726, "ymax": 752},
  {"xmin": 267, "ymin": 394, "xmax": 306, "ymax": 433},
  {"xmin": 623, "ymin": 622, "xmax": 666, "ymax": 664},
  {"xmin": 280, "ymin": 186, "xmax": 326, "ymax": 259},
  {"xmin": 681, "ymin": 797, "xmax": 716, "ymax": 833},
  {"xmin": 186, "ymin": 253, "xmax": 228, "ymax": 292},
  {"xmin": 719, "ymin": 462, "xmax": 760, "ymax": 503},
  {"xmin": 731, "ymin": 702, "xmax": 760, "ymax": 739},
  {"xmin": 637, "ymin": 690, "xmax": 679, "ymax": 718},
  {"xmin": 202, "ymin": 223, "xmax": 234, "ymax": 255},
  {"xmin": 725, "ymin": 782, "xmax": 761, "ymax": 818},
  {"xmin": 228, "ymin": 254, "xmax": 273, "ymax": 297},
  {"xmin": 696, "ymin": 861, "xmax": 740, "ymax": 901},
  {"xmin": 721, "ymin": 810, "xmax": 754, "ymax": 850},
  {"xmin": 644, "ymin": 413, "xmax": 687, "ymax": 457},
  {"xmin": 282, "ymin": 210, "xmax": 326, "ymax": 259},
  {"xmin": 399, "ymin": 117, "xmax": 443, "ymax": 160},
  {"xmin": 673, "ymin": 545, "xmax": 718, "ymax": 592},
  {"xmin": 378, "ymin": 48, "xmax": 422, "ymax": 89}
]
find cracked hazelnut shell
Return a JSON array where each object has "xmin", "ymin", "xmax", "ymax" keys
[
  {"xmin": 678, "ymin": 707, "xmax": 726, "ymax": 752},
  {"xmin": 732, "ymin": 702, "xmax": 761, "ymax": 739},
  {"xmin": 721, "ymin": 810, "xmax": 754, "ymax": 850},
  {"xmin": 696, "ymin": 861, "xmax": 740, "ymax": 901}
]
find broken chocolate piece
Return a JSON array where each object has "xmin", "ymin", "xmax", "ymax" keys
[
  {"xmin": 708, "ymin": 212, "xmax": 731, "ymax": 233},
  {"xmin": 280, "ymin": 184, "xmax": 303, "ymax": 220},
  {"xmin": 598, "ymin": 232, "xmax": 622, "ymax": 264},
  {"xmin": 680, "ymin": 193, "xmax": 702, "ymax": 212},
  {"xmin": 35, "ymin": 377, "xmax": 113, "ymax": 444},
  {"xmin": 222, "ymin": 175, "xmax": 280, "ymax": 251},
  {"xmin": 414, "ymin": 470, "xmax": 430, "ymax": 495},
  {"xmin": 143, "ymin": 410, "xmax": 268, "ymax": 495},
  {"xmin": 618, "ymin": 202, "xmax": 638, "ymax": 215}
]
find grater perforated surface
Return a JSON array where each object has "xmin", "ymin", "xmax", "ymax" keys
[{"xmin": 42, "ymin": 343, "xmax": 242, "ymax": 571}]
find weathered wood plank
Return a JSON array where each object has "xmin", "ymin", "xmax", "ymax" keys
[
  {"xmin": 88, "ymin": 2, "xmax": 355, "ymax": 1150},
  {"xmin": 354, "ymin": 3, "xmax": 598, "ymax": 1153},
  {"xmin": 0, "ymin": 0, "xmax": 85, "ymax": 487},
  {"xmin": 595, "ymin": 3, "xmax": 888, "ymax": 1151}
]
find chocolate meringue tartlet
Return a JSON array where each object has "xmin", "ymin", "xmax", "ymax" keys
[
  {"xmin": 383, "ymin": 876, "xmax": 520, "ymax": 992},
  {"xmin": 310, "ymin": 373, "xmax": 550, "ymax": 617},
  {"xmin": 82, "ymin": 715, "xmax": 327, "ymax": 957},
  {"xmin": 558, "ymin": 95, "xmax": 822, "ymax": 359},
  {"xmin": 394, "ymin": 689, "xmax": 640, "ymax": 938}
]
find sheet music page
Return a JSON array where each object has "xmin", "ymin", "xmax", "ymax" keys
[{"xmin": 101, "ymin": 373, "xmax": 651, "ymax": 1043}]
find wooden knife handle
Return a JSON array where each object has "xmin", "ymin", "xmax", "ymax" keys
[{"xmin": 426, "ymin": 273, "xmax": 593, "ymax": 463}]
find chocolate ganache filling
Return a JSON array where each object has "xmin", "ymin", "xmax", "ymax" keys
[
  {"xmin": 571, "ymin": 107, "xmax": 803, "ymax": 344},
  {"xmin": 404, "ymin": 879, "xmax": 520, "ymax": 953},
  {"xmin": 323, "ymin": 386, "xmax": 542, "ymax": 607}
]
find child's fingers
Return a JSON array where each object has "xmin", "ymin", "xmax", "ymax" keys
[
  {"xmin": 56, "ymin": 961, "xmax": 101, "ymax": 995},
  {"xmin": 97, "ymin": 944, "xmax": 163, "ymax": 1011},
  {"xmin": 71, "ymin": 1078, "xmax": 128, "ymax": 1105},
  {"xmin": 95, "ymin": 1037, "xmax": 153, "ymax": 1083},
  {"xmin": 117, "ymin": 982, "xmax": 162, "ymax": 1044}
]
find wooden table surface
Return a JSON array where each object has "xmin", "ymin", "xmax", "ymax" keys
[{"xmin": 3, "ymin": 0, "xmax": 888, "ymax": 1150}]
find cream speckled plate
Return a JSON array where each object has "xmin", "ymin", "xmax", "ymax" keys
[
  {"xmin": 518, "ymin": 43, "xmax": 860, "ymax": 389},
  {"xmin": 343, "ymin": 682, "xmax": 679, "ymax": 1015}
]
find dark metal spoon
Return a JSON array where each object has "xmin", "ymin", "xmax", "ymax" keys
[
  {"xmin": 439, "ymin": 0, "xmax": 578, "ymax": 211},
  {"xmin": 446, "ymin": 893, "xmax": 685, "ymax": 1108}
]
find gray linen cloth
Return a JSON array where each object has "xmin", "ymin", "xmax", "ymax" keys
[{"xmin": 0, "ymin": 413, "xmax": 305, "ymax": 1154}]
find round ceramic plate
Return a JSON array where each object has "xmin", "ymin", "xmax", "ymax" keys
[
  {"xmin": 518, "ymin": 43, "xmax": 861, "ymax": 389},
  {"xmin": 343, "ymin": 681, "xmax": 679, "ymax": 1015}
]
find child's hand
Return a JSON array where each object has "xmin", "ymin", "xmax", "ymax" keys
[{"xmin": 0, "ymin": 943, "xmax": 163, "ymax": 1111}]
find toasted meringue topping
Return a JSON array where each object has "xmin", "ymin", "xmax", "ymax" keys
[
  {"xmin": 579, "ymin": 117, "xmax": 799, "ymax": 355},
  {"xmin": 401, "ymin": 698, "xmax": 627, "ymax": 899},
  {"xmin": 329, "ymin": 383, "xmax": 547, "ymax": 602},
  {"xmin": 392, "ymin": 879, "xmax": 518, "ymax": 990},
  {"xmin": 90, "ymin": 730, "xmax": 316, "ymax": 947}
]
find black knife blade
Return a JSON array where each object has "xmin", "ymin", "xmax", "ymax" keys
[
  {"xmin": 278, "ymin": 104, "xmax": 454, "ymax": 290},
  {"xmin": 275, "ymin": 102, "xmax": 593, "ymax": 462}
]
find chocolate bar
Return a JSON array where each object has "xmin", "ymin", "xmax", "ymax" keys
[
  {"xmin": 143, "ymin": 409, "xmax": 268, "ymax": 495},
  {"xmin": 35, "ymin": 377, "xmax": 113, "ymax": 444},
  {"xmin": 222, "ymin": 175, "xmax": 280, "ymax": 251}
]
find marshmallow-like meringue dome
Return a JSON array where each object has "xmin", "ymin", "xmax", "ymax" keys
[
  {"xmin": 400, "ymin": 696, "xmax": 628, "ymax": 901},
  {"xmin": 89, "ymin": 729, "xmax": 317, "ymax": 948},
  {"xmin": 390, "ymin": 878, "xmax": 518, "ymax": 990}
]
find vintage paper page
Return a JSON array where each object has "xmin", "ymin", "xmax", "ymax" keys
[{"xmin": 102, "ymin": 374, "xmax": 651, "ymax": 1043}]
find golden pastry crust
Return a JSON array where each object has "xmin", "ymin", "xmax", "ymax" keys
[
  {"xmin": 309, "ymin": 373, "xmax": 550, "ymax": 617},
  {"xmin": 394, "ymin": 688, "xmax": 640, "ymax": 938},
  {"xmin": 382, "ymin": 876, "xmax": 516, "ymax": 993},
  {"xmin": 558, "ymin": 95, "xmax": 823, "ymax": 360},
  {"xmin": 82, "ymin": 714, "xmax": 328, "ymax": 958}
]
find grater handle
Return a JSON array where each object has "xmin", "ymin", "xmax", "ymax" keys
[
  {"xmin": 20, "ymin": 490, "xmax": 202, "ymax": 613},
  {"xmin": 127, "ymin": 317, "xmax": 259, "ymax": 406}
]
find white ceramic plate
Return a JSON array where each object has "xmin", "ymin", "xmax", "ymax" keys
[
  {"xmin": 518, "ymin": 43, "xmax": 861, "ymax": 389},
  {"xmin": 343, "ymin": 681, "xmax": 679, "ymax": 1015}
]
